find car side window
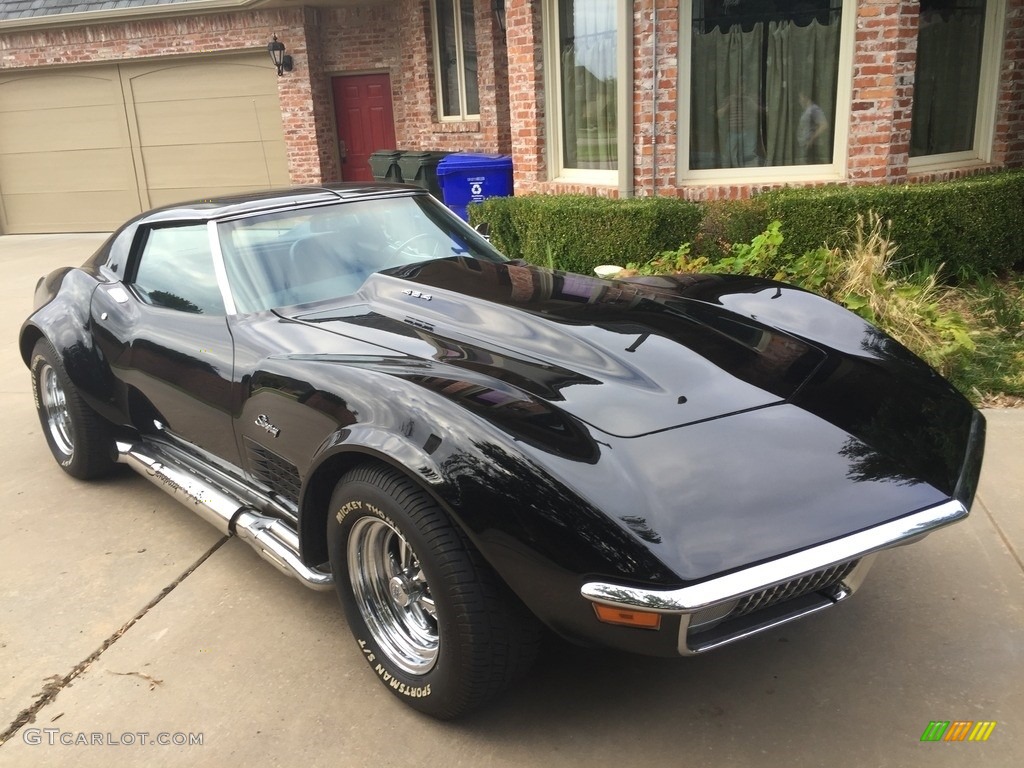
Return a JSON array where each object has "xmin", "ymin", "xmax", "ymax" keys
[{"xmin": 132, "ymin": 224, "xmax": 225, "ymax": 315}]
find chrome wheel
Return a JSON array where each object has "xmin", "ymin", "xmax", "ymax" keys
[
  {"xmin": 348, "ymin": 516, "xmax": 438, "ymax": 675},
  {"xmin": 330, "ymin": 465, "xmax": 542, "ymax": 717},
  {"xmin": 31, "ymin": 340, "xmax": 116, "ymax": 480},
  {"xmin": 39, "ymin": 361, "xmax": 74, "ymax": 456}
]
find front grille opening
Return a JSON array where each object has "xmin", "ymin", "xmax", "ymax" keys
[
  {"xmin": 688, "ymin": 560, "xmax": 858, "ymax": 638},
  {"xmin": 733, "ymin": 561, "xmax": 857, "ymax": 618}
]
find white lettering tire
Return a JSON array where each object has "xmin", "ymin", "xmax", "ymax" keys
[
  {"xmin": 327, "ymin": 464, "xmax": 539, "ymax": 718},
  {"xmin": 30, "ymin": 339, "xmax": 116, "ymax": 480}
]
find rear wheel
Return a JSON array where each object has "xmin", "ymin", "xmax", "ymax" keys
[
  {"xmin": 30, "ymin": 339, "xmax": 116, "ymax": 479},
  {"xmin": 327, "ymin": 464, "xmax": 539, "ymax": 718}
]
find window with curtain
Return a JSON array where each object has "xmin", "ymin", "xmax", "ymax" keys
[
  {"xmin": 432, "ymin": 0, "xmax": 480, "ymax": 120},
  {"xmin": 689, "ymin": 0, "xmax": 842, "ymax": 171},
  {"xmin": 555, "ymin": 0, "xmax": 618, "ymax": 172},
  {"xmin": 910, "ymin": 0, "xmax": 987, "ymax": 158}
]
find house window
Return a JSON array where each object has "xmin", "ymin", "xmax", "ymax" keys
[
  {"xmin": 545, "ymin": 0, "xmax": 623, "ymax": 184},
  {"xmin": 910, "ymin": 0, "xmax": 1003, "ymax": 164},
  {"xmin": 431, "ymin": 0, "xmax": 480, "ymax": 120},
  {"xmin": 682, "ymin": 0, "xmax": 851, "ymax": 178}
]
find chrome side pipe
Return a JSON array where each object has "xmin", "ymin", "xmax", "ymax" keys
[
  {"xmin": 116, "ymin": 441, "xmax": 334, "ymax": 591},
  {"xmin": 233, "ymin": 510, "xmax": 333, "ymax": 589}
]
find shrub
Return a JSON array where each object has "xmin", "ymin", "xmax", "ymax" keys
[
  {"xmin": 643, "ymin": 216, "xmax": 976, "ymax": 378},
  {"xmin": 689, "ymin": 197, "xmax": 771, "ymax": 262},
  {"xmin": 468, "ymin": 170, "xmax": 1023, "ymax": 281},
  {"xmin": 759, "ymin": 171, "xmax": 1024, "ymax": 280},
  {"xmin": 470, "ymin": 195, "xmax": 703, "ymax": 275}
]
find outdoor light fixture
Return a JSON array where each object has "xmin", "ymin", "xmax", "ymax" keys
[
  {"xmin": 494, "ymin": 0, "xmax": 507, "ymax": 33},
  {"xmin": 267, "ymin": 35, "xmax": 293, "ymax": 76}
]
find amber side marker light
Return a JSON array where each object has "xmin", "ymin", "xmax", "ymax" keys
[{"xmin": 593, "ymin": 604, "xmax": 662, "ymax": 630}]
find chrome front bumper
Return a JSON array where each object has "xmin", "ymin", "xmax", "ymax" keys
[{"xmin": 580, "ymin": 499, "xmax": 968, "ymax": 655}]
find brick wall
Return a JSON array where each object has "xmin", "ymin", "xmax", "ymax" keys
[
  {"xmin": 0, "ymin": 10, "xmax": 296, "ymax": 68},
  {"xmin": 505, "ymin": 0, "xmax": 547, "ymax": 188},
  {"xmin": 0, "ymin": 1, "xmax": 511, "ymax": 186},
  {"xmin": 633, "ymin": 0, "xmax": 680, "ymax": 197},
  {"xmin": 2, "ymin": 0, "xmax": 1020, "ymax": 198},
  {"xmin": 509, "ymin": 0, "xmax": 688, "ymax": 198},
  {"xmin": 317, "ymin": 0, "xmax": 509, "ymax": 176},
  {"xmin": 506, "ymin": 0, "xmax": 1024, "ymax": 201},
  {"xmin": 317, "ymin": 3, "xmax": 405, "ymax": 181},
  {"xmin": 998, "ymin": 0, "xmax": 1024, "ymax": 169},
  {"xmin": 847, "ymin": 0, "xmax": 917, "ymax": 183}
]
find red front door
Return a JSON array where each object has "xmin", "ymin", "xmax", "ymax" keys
[{"xmin": 332, "ymin": 74, "xmax": 398, "ymax": 182}]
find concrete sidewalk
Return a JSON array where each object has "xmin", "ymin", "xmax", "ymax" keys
[{"xmin": 0, "ymin": 234, "xmax": 1020, "ymax": 767}]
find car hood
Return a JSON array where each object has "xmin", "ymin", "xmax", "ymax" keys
[
  {"xmin": 290, "ymin": 258, "xmax": 827, "ymax": 438},
  {"xmin": 284, "ymin": 258, "xmax": 981, "ymax": 582}
]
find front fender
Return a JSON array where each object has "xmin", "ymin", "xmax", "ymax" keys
[
  {"xmin": 297, "ymin": 424, "xmax": 448, "ymax": 568},
  {"xmin": 20, "ymin": 268, "xmax": 122, "ymax": 423},
  {"xmin": 296, "ymin": 396, "xmax": 675, "ymax": 631}
]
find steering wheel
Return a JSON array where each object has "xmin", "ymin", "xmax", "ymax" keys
[{"xmin": 393, "ymin": 233, "xmax": 439, "ymax": 260}]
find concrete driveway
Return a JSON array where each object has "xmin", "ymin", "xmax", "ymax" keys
[{"xmin": 1, "ymin": 234, "xmax": 1021, "ymax": 767}]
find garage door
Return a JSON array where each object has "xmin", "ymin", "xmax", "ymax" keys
[{"xmin": 0, "ymin": 54, "xmax": 289, "ymax": 234}]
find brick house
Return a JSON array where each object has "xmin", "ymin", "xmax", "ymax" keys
[{"xmin": 1, "ymin": 0, "xmax": 1021, "ymax": 233}]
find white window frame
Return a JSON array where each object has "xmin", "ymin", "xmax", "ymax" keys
[
  {"xmin": 678, "ymin": 0, "xmax": 855, "ymax": 184},
  {"xmin": 908, "ymin": 0, "xmax": 1006, "ymax": 173},
  {"xmin": 430, "ymin": 0, "xmax": 481, "ymax": 122},
  {"xmin": 542, "ymin": 0, "xmax": 633, "ymax": 188}
]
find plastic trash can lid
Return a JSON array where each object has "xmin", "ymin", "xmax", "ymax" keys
[{"xmin": 437, "ymin": 153, "xmax": 512, "ymax": 175}]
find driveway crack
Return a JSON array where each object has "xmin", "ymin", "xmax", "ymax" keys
[
  {"xmin": 0, "ymin": 536, "xmax": 228, "ymax": 746},
  {"xmin": 979, "ymin": 491, "xmax": 1024, "ymax": 577}
]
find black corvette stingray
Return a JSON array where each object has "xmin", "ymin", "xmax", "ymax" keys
[{"xmin": 21, "ymin": 185, "xmax": 984, "ymax": 717}]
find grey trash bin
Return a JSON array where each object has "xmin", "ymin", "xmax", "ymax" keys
[
  {"xmin": 396, "ymin": 151, "xmax": 452, "ymax": 198},
  {"xmin": 368, "ymin": 150, "xmax": 402, "ymax": 182}
]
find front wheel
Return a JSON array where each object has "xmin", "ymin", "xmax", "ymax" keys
[
  {"xmin": 327, "ymin": 464, "xmax": 539, "ymax": 718},
  {"xmin": 30, "ymin": 339, "xmax": 116, "ymax": 480}
]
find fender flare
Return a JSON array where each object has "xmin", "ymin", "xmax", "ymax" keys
[
  {"xmin": 20, "ymin": 269, "xmax": 122, "ymax": 421},
  {"xmin": 297, "ymin": 424, "xmax": 449, "ymax": 569}
]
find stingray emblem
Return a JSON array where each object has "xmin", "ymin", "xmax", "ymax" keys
[
  {"xmin": 255, "ymin": 414, "xmax": 281, "ymax": 438},
  {"xmin": 402, "ymin": 289, "xmax": 432, "ymax": 301}
]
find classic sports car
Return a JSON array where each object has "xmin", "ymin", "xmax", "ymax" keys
[{"xmin": 22, "ymin": 185, "xmax": 984, "ymax": 718}]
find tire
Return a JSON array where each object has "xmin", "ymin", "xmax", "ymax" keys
[
  {"xmin": 327, "ymin": 464, "xmax": 539, "ymax": 718},
  {"xmin": 30, "ymin": 339, "xmax": 116, "ymax": 480}
]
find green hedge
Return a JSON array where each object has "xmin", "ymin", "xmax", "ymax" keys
[
  {"xmin": 468, "ymin": 170, "xmax": 1024, "ymax": 279},
  {"xmin": 760, "ymin": 171, "xmax": 1024, "ymax": 279},
  {"xmin": 469, "ymin": 195, "xmax": 703, "ymax": 275},
  {"xmin": 689, "ymin": 198, "xmax": 770, "ymax": 262}
]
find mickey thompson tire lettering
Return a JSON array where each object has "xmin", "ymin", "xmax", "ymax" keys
[{"xmin": 327, "ymin": 463, "xmax": 540, "ymax": 719}]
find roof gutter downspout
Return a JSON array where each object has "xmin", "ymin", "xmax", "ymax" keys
[
  {"xmin": 651, "ymin": 0, "xmax": 658, "ymax": 195},
  {"xmin": 618, "ymin": 0, "xmax": 635, "ymax": 198}
]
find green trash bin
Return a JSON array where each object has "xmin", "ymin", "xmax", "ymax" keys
[
  {"xmin": 368, "ymin": 150, "xmax": 402, "ymax": 182},
  {"xmin": 396, "ymin": 151, "xmax": 452, "ymax": 198}
]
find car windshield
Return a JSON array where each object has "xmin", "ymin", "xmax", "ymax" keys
[{"xmin": 218, "ymin": 194, "xmax": 506, "ymax": 313}]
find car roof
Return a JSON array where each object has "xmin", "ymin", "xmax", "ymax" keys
[
  {"xmin": 137, "ymin": 183, "xmax": 424, "ymax": 225},
  {"xmin": 84, "ymin": 183, "xmax": 431, "ymax": 278}
]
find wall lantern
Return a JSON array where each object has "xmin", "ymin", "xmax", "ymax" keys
[
  {"xmin": 494, "ymin": 0, "xmax": 507, "ymax": 34},
  {"xmin": 267, "ymin": 35, "xmax": 293, "ymax": 76}
]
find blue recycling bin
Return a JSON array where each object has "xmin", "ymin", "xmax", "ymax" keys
[{"xmin": 436, "ymin": 153, "xmax": 513, "ymax": 221}]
